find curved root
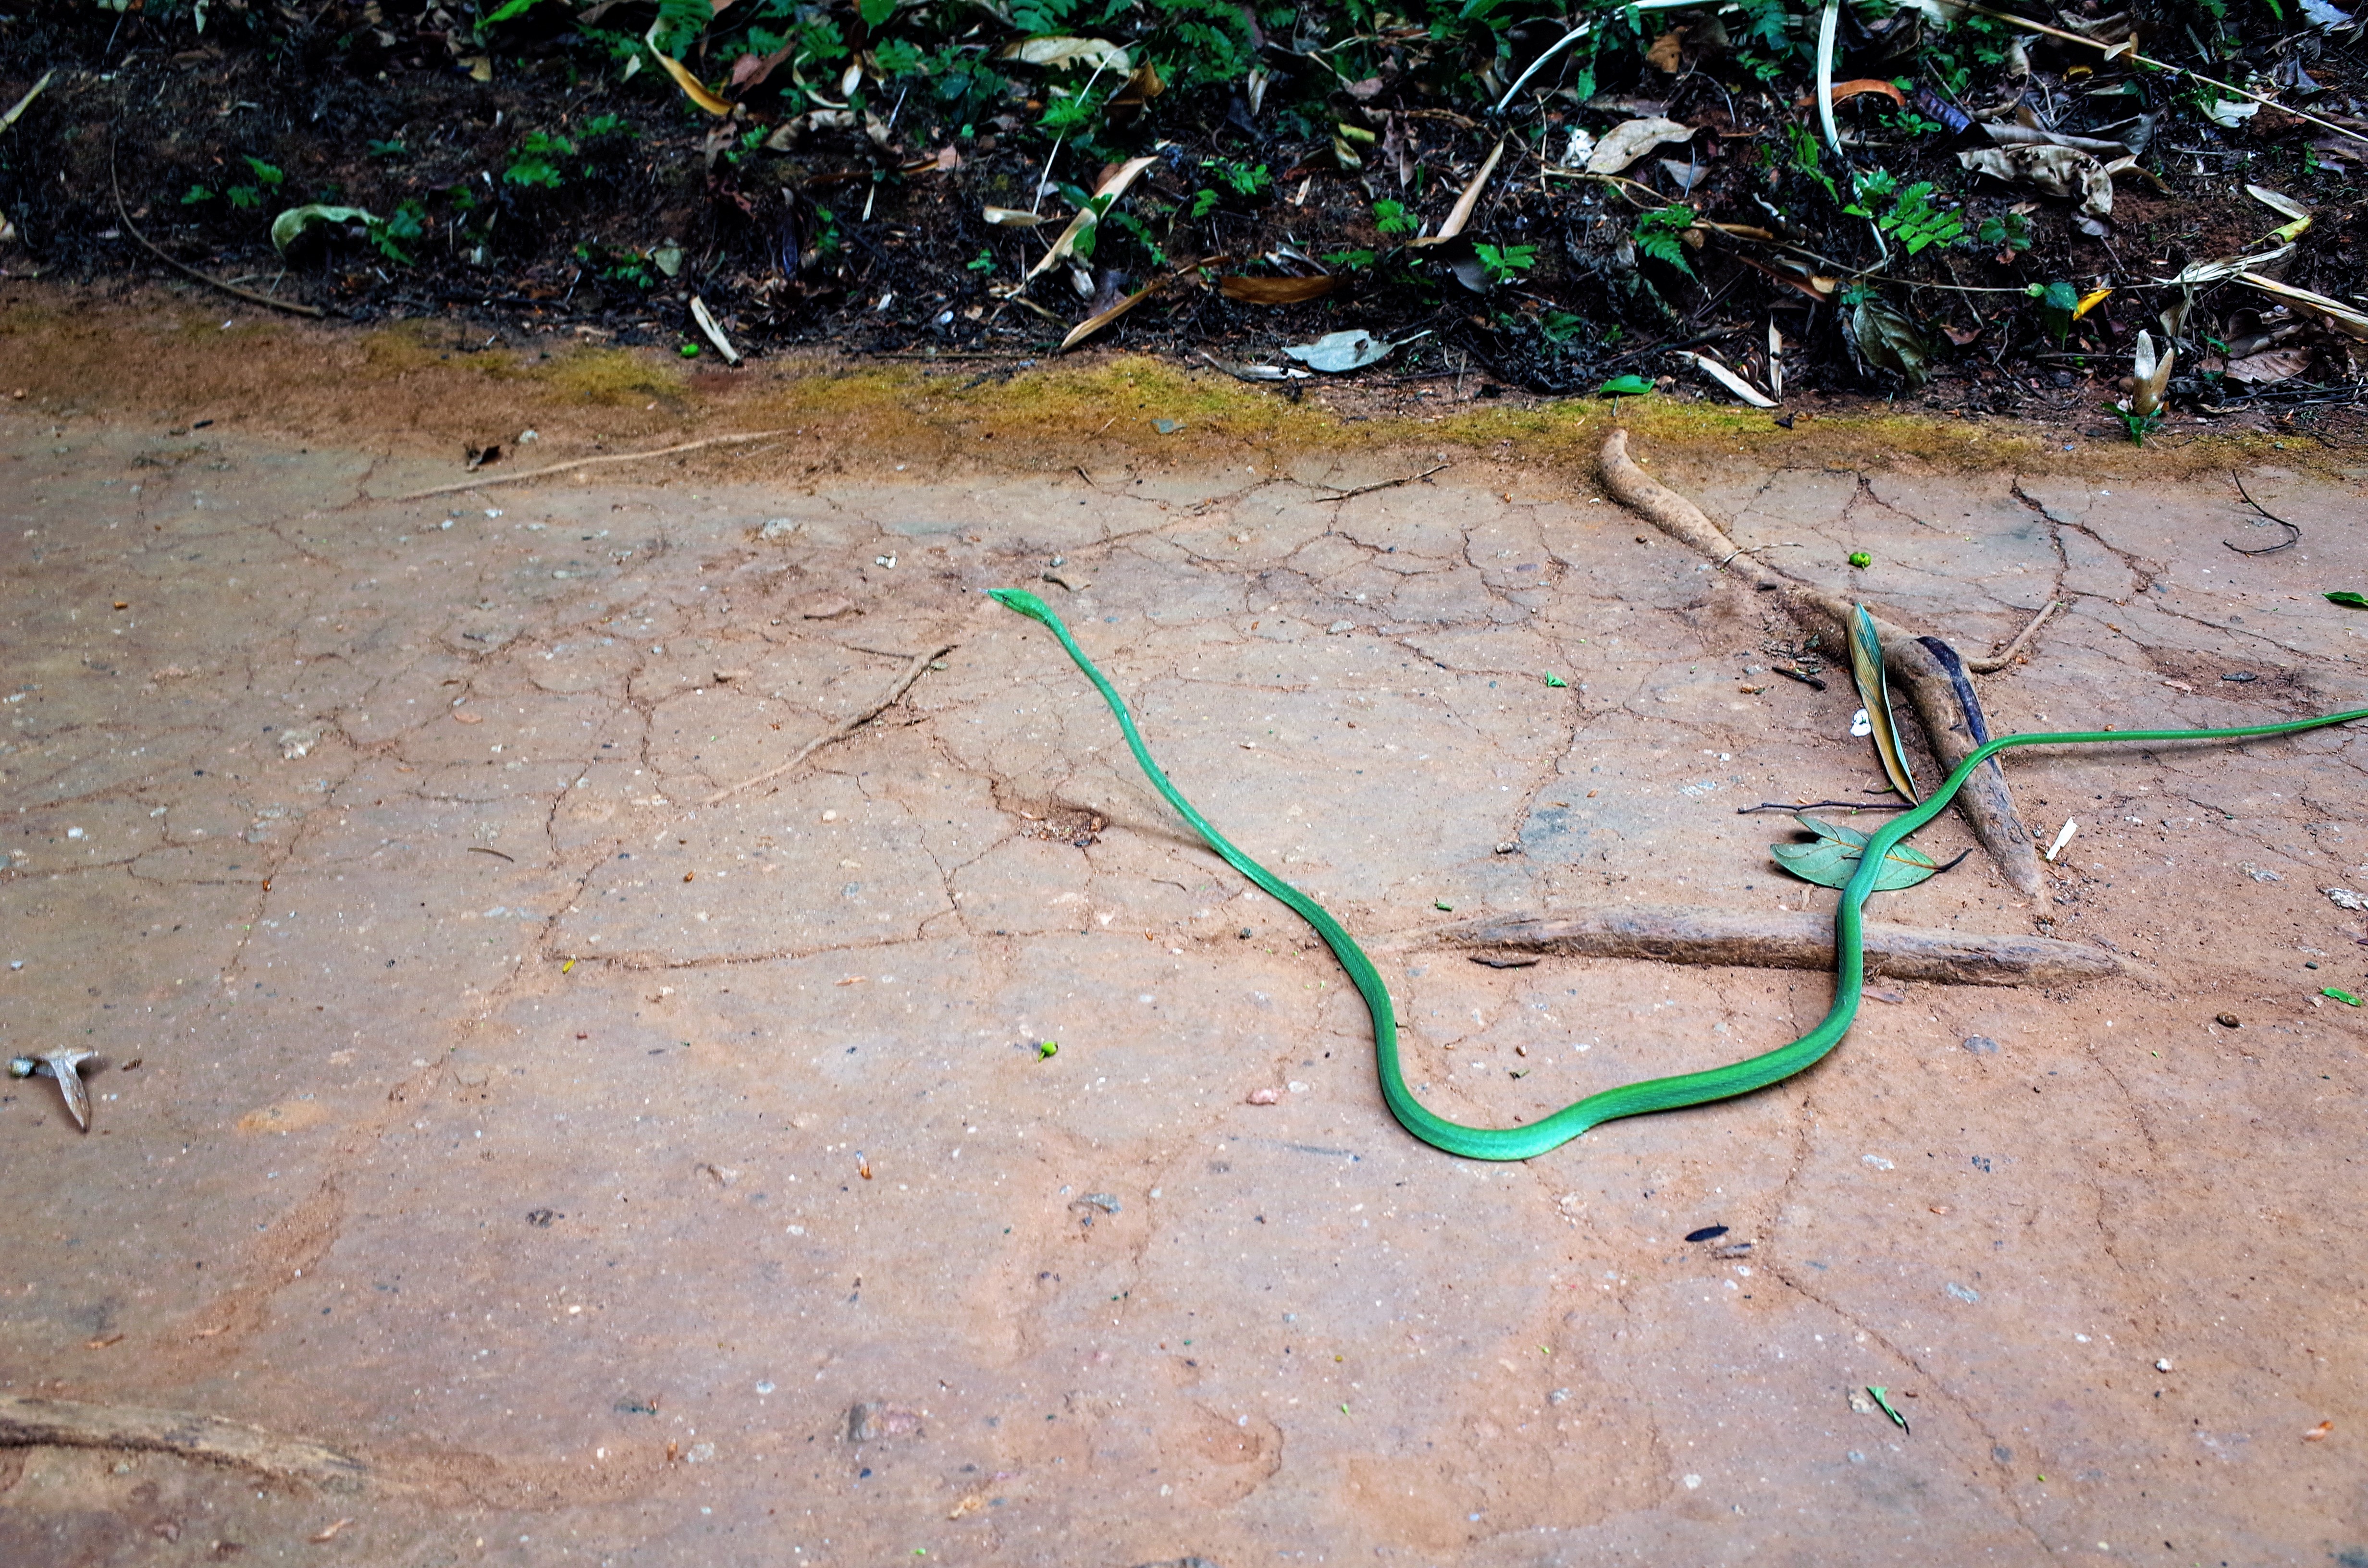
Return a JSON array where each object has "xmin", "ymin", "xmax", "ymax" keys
[{"xmin": 1599, "ymin": 429, "xmax": 2045, "ymax": 898}]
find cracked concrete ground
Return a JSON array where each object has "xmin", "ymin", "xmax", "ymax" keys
[{"xmin": 2, "ymin": 402, "xmax": 2367, "ymax": 1568}]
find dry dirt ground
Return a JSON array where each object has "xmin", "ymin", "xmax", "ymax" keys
[{"xmin": 2, "ymin": 302, "xmax": 2367, "ymax": 1568}]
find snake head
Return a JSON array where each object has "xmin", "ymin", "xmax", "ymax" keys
[{"xmin": 985, "ymin": 587, "xmax": 1057, "ymax": 626}]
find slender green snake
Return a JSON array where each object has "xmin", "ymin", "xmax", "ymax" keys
[{"xmin": 989, "ymin": 587, "xmax": 2366, "ymax": 1161}]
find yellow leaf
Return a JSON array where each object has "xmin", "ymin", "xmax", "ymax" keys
[
  {"xmin": 646, "ymin": 22, "xmax": 733, "ymax": 116},
  {"xmin": 2072, "ymin": 287, "xmax": 2111, "ymax": 320}
]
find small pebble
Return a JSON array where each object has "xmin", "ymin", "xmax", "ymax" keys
[
  {"xmin": 2156, "ymin": 1359, "xmax": 2172, "ymax": 1372},
  {"xmin": 2215, "ymin": 1013, "xmax": 2240, "ymax": 1028}
]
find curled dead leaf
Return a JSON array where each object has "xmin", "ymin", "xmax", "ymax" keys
[{"xmin": 1219, "ymin": 274, "xmax": 1337, "ymax": 305}]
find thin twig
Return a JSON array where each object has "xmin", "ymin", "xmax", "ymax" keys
[
  {"xmin": 1969, "ymin": 4, "xmax": 2368, "ymax": 152},
  {"xmin": 1965, "ymin": 598, "xmax": 2060, "ymax": 673},
  {"xmin": 382, "ymin": 430, "xmax": 802, "ymax": 502},
  {"xmin": 110, "ymin": 141, "xmax": 325, "ymax": 319},
  {"xmin": 1315, "ymin": 462, "xmax": 1450, "ymax": 502},
  {"xmin": 703, "ymin": 643, "xmax": 953, "ymax": 805},
  {"xmin": 1736, "ymin": 799, "xmax": 1913, "ymax": 814},
  {"xmin": 2222, "ymin": 471, "xmax": 2301, "ymax": 556}
]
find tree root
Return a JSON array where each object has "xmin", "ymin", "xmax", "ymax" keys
[
  {"xmin": 1599, "ymin": 428, "xmax": 2045, "ymax": 897},
  {"xmin": 1437, "ymin": 906, "xmax": 2120, "ymax": 985},
  {"xmin": 0, "ymin": 1395, "xmax": 368, "ymax": 1491}
]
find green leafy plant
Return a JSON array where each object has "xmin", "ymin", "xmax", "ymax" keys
[
  {"xmin": 1599, "ymin": 374, "xmax": 1656, "ymax": 396},
  {"xmin": 1845, "ymin": 170, "xmax": 1964, "ymax": 255},
  {"xmin": 1975, "ymin": 210, "xmax": 2032, "ymax": 255},
  {"xmin": 1322, "ymin": 247, "xmax": 1377, "ymax": 271},
  {"xmin": 1539, "ymin": 309, "xmax": 1585, "ymax": 344},
  {"xmin": 1632, "ymin": 204, "xmax": 1698, "ymax": 277},
  {"xmin": 1471, "ymin": 242, "xmax": 1537, "ymax": 286},
  {"xmin": 2111, "ymin": 404, "xmax": 2166, "ymax": 445},
  {"xmin": 966, "ymin": 247, "xmax": 996, "ymax": 273},
  {"xmin": 224, "ymin": 155, "xmax": 284, "ymax": 210},
  {"xmin": 366, "ymin": 201, "xmax": 427, "ymax": 265},
  {"xmin": 1372, "ymin": 198, "xmax": 1416, "ymax": 238},
  {"xmin": 503, "ymin": 131, "xmax": 578, "ymax": 188},
  {"xmin": 1200, "ymin": 159, "xmax": 1272, "ymax": 199},
  {"xmin": 2034, "ymin": 279, "xmax": 2081, "ymax": 345}
]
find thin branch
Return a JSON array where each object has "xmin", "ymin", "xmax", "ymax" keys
[
  {"xmin": 381, "ymin": 429, "xmax": 802, "ymax": 502},
  {"xmin": 1965, "ymin": 598, "xmax": 2060, "ymax": 673},
  {"xmin": 2222, "ymin": 471, "xmax": 2301, "ymax": 556},
  {"xmin": 110, "ymin": 140, "xmax": 325, "ymax": 319},
  {"xmin": 702, "ymin": 643, "xmax": 953, "ymax": 805},
  {"xmin": 1315, "ymin": 462, "xmax": 1450, "ymax": 502}
]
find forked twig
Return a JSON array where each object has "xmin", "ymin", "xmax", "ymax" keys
[
  {"xmin": 1316, "ymin": 462, "xmax": 1451, "ymax": 502},
  {"xmin": 702, "ymin": 643, "xmax": 953, "ymax": 805}
]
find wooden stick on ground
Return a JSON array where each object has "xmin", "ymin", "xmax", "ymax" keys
[
  {"xmin": 1438, "ymin": 906, "xmax": 2121, "ymax": 986},
  {"xmin": 702, "ymin": 643, "xmax": 954, "ymax": 805},
  {"xmin": 383, "ymin": 429, "xmax": 803, "ymax": 502},
  {"xmin": 0, "ymin": 1395, "xmax": 369, "ymax": 1491},
  {"xmin": 1599, "ymin": 429, "xmax": 2045, "ymax": 896},
  {"xmin": 110, "ymin": 142, "xmax": 326, "ymax": 319}
]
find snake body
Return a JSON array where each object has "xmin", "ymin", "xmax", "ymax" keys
[{"xmin": 989, "ymin": 588, "xmax": 2365, "ymax": 1161}]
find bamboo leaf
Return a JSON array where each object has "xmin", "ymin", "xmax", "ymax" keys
[{"xmin": 1851, "ymin": 604, "xmax": 1920, "ymax": 802}]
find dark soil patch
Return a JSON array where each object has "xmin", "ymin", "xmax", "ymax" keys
[{"xmin": 2, "ymin": 3, "xmax": 2363, "ymax": 443}]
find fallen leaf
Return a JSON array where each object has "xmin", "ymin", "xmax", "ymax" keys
[
  {"xmin": 453, "ymin": 710, "xmax": 484, "ymax": 725},
  {"xmin": 1851, "ymin": 605, "xmax": 1920, "ymax": 802},
  {"xmin": 1958, "ymin": 144, "xmax": 2113, "ymax": 221},
  {"xmin": 2226, "ymin": 345, "xmax": 2310, "ymax": 384},
  {"xmin": 1409, "ymin": 138, "xmax": 1505, "ymax": 246},
  {"xmin": 1794, "ymin": 78, "xmax": 1906, "ymax": 108},
  {"xmin": 1219, "ymin": 274, "xmax": 1337, "ymax": 304},
  {"xmin": 269, "ymin": 204, "xmax": 375, "ymax": 258},
  {"xmin": 1645, "ymin": 30, "xmax": 1686, "ymax": 72},
  {"xmin": 798, "ymin": 593, "xmax": 855, "ymax": 619},
  {"xmin": 645, "ymin": 21, "xmax": 731, "ymax": 115},
  {"xmin": 1026, "ymin": 156, "xmax": 1158, "ymax": 282},
  {"xmin": 1941, "ymin": 323, "xmax": 1981, "ymax": 345},
  {"xmin": 1280, "ymin": 328, "xmax": 1426, "ymax": 372},
  {"xmin": 995, "ymin": 36, "xmax": 1130, "ymax": 71},
  {"xmin": 1671, "ymin": 350, "xmax": 1776, "ymax": 407},
  {"xmin": 982, "ymin": 206, "xmax": 1045, "ymax": 228},
  {"xmin": 2239, "ymin": 272, "xmax": 2368, "ymax": 341},
  {"xmin": 1849, "ymin": 295, "xmax": 1932, "ymax": 386},
  {"xmin": 1584, "ymin": 117, "xmax": 1694, "ymax": 175},
  {"xmin": 309, "ymin": 1520, "xmax": 355, "ymax": 1543},
  {"xmin": 2326, "ymin": 591, "xmax": 2368, "ymax": 610},
  {"xmin": 948, "ymin": 1494, "xmax": 987, "ymax": 1519}
]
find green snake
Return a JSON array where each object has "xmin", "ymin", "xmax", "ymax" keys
[{"xmin": 989, "ymin": 588, "xmax": 2366, "ymax": 1161}]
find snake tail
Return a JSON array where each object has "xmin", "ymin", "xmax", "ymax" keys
[{"xmin": 988, "ymin": 587, "xmax": 2367, "ymax": 1161}]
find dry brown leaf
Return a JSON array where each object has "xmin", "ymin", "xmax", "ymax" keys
[
  {"xmin": 1645, "ymin": 30, "xmax": 1686, "ymax": 72},
  {"xmin": 1218, "ymin": 275, "xmax": 1337, "ymax": 305},
  {"xmin": 1026, "ymin": 155, "xmax": 1158, "ymax": 281},
  {"xmin": 2225, "ymin": 345, "xmax": 2313, "ymax": 383},
  {"xmin": 1409, "ymin": 137, "xmax": 1505, "ymax": 246},
  {"xmin": 1584, "ymin": 117, "xmax": 1693, "ymax": 175},
  {"xmin": 1794, "ymin": 78, "xmax": 1906, "ymax": 107}
]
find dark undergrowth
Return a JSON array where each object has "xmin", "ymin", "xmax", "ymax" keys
[{"xmin": 2, "ymin": 0, "xmax": 2363, "ymax": 435}]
